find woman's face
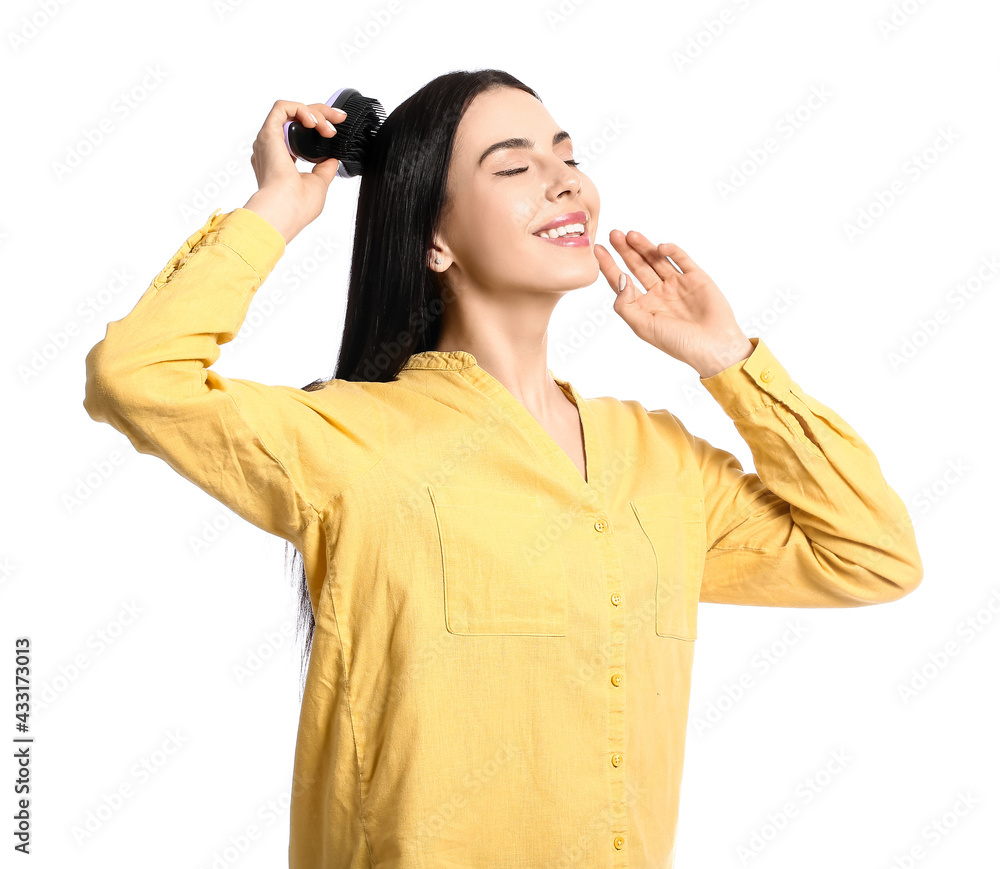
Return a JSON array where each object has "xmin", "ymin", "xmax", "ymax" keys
[{"xmin": 433, "ymin": 86, "xmax": 601, "ymax": 298}]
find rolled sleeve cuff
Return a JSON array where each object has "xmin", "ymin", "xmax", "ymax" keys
[
  {"xmin": 180, "ymin": 206, "xmax": 286, "ymax": 286},
  {"xmin": 698, "ymin": 337, "xmax": 794, "ymax": 420}
]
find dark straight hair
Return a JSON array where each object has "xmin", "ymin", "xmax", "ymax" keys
[{"xmin": 284, "ymin": 69, "xmax": 540, "ymax": 695}]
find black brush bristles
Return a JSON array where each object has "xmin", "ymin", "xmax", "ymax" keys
[{"xmin": 285, "ymin": 88, "xmax": 386, "ymax": 177}]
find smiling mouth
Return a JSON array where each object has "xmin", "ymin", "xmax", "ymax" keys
[
  {"xmin": 533, "ymin": 222, "xmax": 587, "ymax": 239},
  {"xmin": 532, "ymin": 222, "xmax": 591, "ymax": 246},
  {"xmin": 533, "ymin": 228, "xmax": 591, "ymax": 247}
]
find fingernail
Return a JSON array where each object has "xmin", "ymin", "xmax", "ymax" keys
[
  {"xmin": 617, "ymin": 274, "xmax": 627, "ymax": 293},
  {"xmin": 326, "ymin": 120, "xmax": 336, "ymax": 131},
  {"xmin": 308, "ymin": 113, "xmax": 317, "ymax": 124}
]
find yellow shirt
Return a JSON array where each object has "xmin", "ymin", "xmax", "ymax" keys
[{"xmin": 83, "ymin": 206, "xmax": 923, "ymax": 868}]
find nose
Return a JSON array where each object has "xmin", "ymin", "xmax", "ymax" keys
[{"xmin": 544, "ymin": 157, "xmax": 582, "ymax": 201}]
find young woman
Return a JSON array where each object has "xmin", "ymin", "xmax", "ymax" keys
[{"xmin": 83, "ymin": 69, "xmax": 923, "ymax": 868}]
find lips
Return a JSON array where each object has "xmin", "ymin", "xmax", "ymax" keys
[
  {"xmin": 534, "ymin": 231, "xmax": 591, "ymax": 248},
  {"xmin": 533, "ymin": 210, "xmax": 588, "ymax": 234}
]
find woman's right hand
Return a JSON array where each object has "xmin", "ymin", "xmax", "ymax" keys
[{"xmin": 242, "ymin": 100, "xmax": 348, "ymax": 245}]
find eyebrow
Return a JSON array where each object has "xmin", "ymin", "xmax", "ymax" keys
[{"xmin": 478, "ymin": 130, "xmax": 572, "ymax": 166}]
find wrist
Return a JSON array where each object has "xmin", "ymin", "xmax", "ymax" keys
[
  {"xmin": 697, "ymin": 335, "xmax": 755, "ymax": 379},
  {"xmin": 242, "ymin": 192, "xmax": 300, "ymax": 245}
]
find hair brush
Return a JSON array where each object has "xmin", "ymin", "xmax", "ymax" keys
[{"xmin": 283, "ymin": 87, "xmax": 387, "ymax": 178}]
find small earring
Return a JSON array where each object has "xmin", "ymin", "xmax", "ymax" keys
[{"xmin": 435, "ymin": 257, "xmax": 442, "ymax": 264}]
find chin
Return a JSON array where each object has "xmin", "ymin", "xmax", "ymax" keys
[
  {"xmin": 548, "ymin": 261, "xmax": 600, "ymax": 290},
  {"xmin": 577, "ymin": 256, "xmax": 602, "ymax": 284}
]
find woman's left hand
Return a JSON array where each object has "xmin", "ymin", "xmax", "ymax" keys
[{"xmin": 595, "ymin": 230, "xmax": 755, "ymax": 378}]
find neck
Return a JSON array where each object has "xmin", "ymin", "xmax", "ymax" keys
[{"xmin": 432, "ymin": 334, "xmax": 566, "ymax": 420}]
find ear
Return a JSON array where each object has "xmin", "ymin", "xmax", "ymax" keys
[{"xmin": 427, "ymin": 236, "xmax": 451, "ymax": 271}]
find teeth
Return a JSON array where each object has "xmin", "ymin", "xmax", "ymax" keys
[{"xmin": 536, "ymin": 222, "xmax": 585, "ymax": 239}]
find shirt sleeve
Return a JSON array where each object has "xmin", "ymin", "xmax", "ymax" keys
[
  {"xmin": 82, "ymin": 207, "xmax": 385, "ymax": 546},
  {"xmin": 656, "ymin": 337, "xmax": 923, "ymax": 607}
]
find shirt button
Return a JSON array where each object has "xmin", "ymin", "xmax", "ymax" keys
[
  {"xmin": 614, "ymin": 835, "xmax": 625, "ymax": 850},
  {"xmin": 611, "ymin": 753, "xmax": 623, "ymax": 767},
  {"xmin": 760, "ymin": 368, "xmax": 773, "ymax": 383},
  {"xmin": 611, "ymin": 673, "xmax": 622, "ymax": 687},
  {"xmin": 594, "ymin": 518, "xmax": 608, "ymax": 532},
  {"xmin": 611, "ymin": 592, "xmax": 621, "ymax": 606}
]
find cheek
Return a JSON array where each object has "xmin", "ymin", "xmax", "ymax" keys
[
  {"xmin": 510, "ymin": 196, "xmax": 537, "ymax": 228},
  {"xmin": 452, "ymin": 225, "xmax": 532, "ymax": 281},
  {"xmin": 471, "ymin": 196, "xmax": 535, "ymax": 255},
  {"xmin": 463, "ymin": 188, "xmax": 527, "ymax": 238}
]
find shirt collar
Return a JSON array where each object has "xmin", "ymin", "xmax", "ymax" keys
[
  {"xmin": 395, "ymin": 350, "xmax": 594, "ymax": 493},
  {"xmin": 399, "ymin": 350, "xmax": 477, "ymax": 371},
  {"xmin": 398, "ymin": 350, "xmax": 577, "ymax": 395}
]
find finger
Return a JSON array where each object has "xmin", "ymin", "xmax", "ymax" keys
[
  {"xmin": 593, "ymin": 242, "xmax": 624, "ymax": 290},
  {"xmin": 261, "ymin": 100, "xmax": 344, "ymax": 136},
  {"xmin": 293, "ymin": 104, "xmax": 323, "ymax": 136},
  {"xmin": 315, "ymin": 102, "xmax": 348, "ymax": 121},
  {"xmin": 607, "ymin": 229, "xmax": 664, "ymax": 290},
  {"xmin": 593, "ymin": 243, "xmax": 638, "ymax": 298},
  {"xmin": 657, "ymin": 242, "xmax": 697, "ymax": 274},
  {"xmin": 311, "ymin": 102, "xmax": 348, "ymax": 137},
  {"xmin": 310, "ymin": 155, "xmax": 341, "ymax": 185},
  {"xmin": 262, "ymin": 99, "xmax": 310, "ymax": 133},
  {"xmin": 622, "ymin": 230, "xmax": 685, "ymax": 283}
]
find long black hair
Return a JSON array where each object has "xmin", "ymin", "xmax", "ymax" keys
[{"xmin": 285, "ymin": 69, "xmax": 540, "ymax": 695}]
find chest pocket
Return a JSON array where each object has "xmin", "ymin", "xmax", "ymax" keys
[
  {"xmin": 630, "ymin": 492, "xmax": 706, "ymax": 641},
  {"xmin": 429, "ymin": 485, "xmax": 568, "ymax": 636}
]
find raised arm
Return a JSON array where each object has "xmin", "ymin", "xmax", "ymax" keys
[
  {"xmin": 656, "ymin": 337, "xmax": 923, "ymax": 607},
  {"xmin": 83, "ymin": 206, "xmax": 385, "ymax": 545},
  {"xmin": 594, "ymin": 230, "xmax": 922, "ymax": 608}
]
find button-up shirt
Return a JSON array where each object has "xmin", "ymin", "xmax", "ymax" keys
[{"xmin": 82, "ymin": 207, "xmax": 923, "ymax": 868}]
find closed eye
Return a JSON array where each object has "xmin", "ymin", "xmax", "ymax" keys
[{"xmin": 495, "ymin": 159, "xmax": 580, "ymax": 177}]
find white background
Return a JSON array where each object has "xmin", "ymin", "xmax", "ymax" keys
[{"xmin": 3, "ymin": 0, "xmax": 998, "ymax": 866}]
